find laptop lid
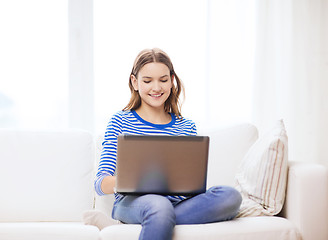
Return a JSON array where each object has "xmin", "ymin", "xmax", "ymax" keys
[{"xmin": 115, "ymin": 135, "xmax": 209, "ymax": 196}]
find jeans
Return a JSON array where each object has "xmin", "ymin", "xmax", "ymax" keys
[{"xmin": 112, "ymin": 186, "xmax": 242, "ymax": 240}]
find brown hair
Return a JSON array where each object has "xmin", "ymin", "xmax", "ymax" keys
[{"xmin": 123, "ymin": 48, "xmax": 185, "ymax": 118}]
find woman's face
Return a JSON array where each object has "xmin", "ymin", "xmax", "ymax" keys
[{"xmin": 131, "ymin": 62, "xmax": 173, "ymax": 111}]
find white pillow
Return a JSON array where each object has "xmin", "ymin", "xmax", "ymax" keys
[{"xmin": 235, "ymin": 120, "xmax": 288, "ymax": 217}]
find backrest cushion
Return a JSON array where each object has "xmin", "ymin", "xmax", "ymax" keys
[
  {"xmin": 235, "ymin": 120, "xmax": 288, "ymax": 217},
  {"xmin": 0, "ymin": 130, "xmax": 95, "ymax": 222},
  {"xmin": 200, "ymin": 123, "xmax": 259, "ymax": 187}
]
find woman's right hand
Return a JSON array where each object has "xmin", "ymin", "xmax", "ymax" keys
[{"xmin": 100, "ymin": 175, "xmax": 117, "ymax": 195}]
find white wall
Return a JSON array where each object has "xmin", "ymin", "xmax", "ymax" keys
[
  {"xmin": 2, "ymin": 0, "xmax": 327, "ymax": 168},
  {"xmin": 252, "ymin": 0, "xmax": 328, "ymax": 166}
]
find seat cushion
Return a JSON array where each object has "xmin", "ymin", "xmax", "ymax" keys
[
  {"xmin": 0, "ymin": 130, "xmax": 95, "ymax": 221},
  {"xmin": 100, "ymin": 216, "xmax": 301, "ymax": 240},
  {"xmin": 0, "ymin": 222, "xmax": 99, "ymax": 240}
]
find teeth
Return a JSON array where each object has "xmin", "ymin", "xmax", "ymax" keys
[{"xmin": 151, "ymin": 93, "xmax": 162, "ymax": 97}]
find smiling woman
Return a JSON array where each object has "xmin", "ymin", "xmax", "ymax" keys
[{"xmin": 86, "ymin": 48, "xmax": 243, "ymax": 239}]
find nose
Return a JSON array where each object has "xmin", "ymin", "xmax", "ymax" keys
[{"xmin": 152, "ymin": 80, "xmax": 162, "ymax": 92}]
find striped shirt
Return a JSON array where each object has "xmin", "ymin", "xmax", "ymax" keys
[{"xmin": 94, "ymin": 110, "xmax": 197, "ymax": 203}]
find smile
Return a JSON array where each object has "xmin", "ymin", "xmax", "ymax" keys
[{"xmin": 149, "ymin": 93, "xmax": 164, "ymax": 98}]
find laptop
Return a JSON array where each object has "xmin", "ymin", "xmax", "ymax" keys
[{"xmin": 115, "ymin": 135, "xmax": 209, "ymax": 196}]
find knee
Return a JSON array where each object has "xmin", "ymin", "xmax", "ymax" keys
[
  {"xmin": 142, "ymin": 195, "xmax": 176, "ymax": 224},
  {"xmin": 209, "ymin": 186, "xmax": 242, "ymax": 213},
  {"xmin": 223, "ymin": 186, "xmax": 242, "ymax": 207},
  {"xmin": 144, "ymin": 195, "xmax": 175, "ymax": 216}
]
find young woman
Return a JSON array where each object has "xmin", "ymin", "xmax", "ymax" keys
[{"xmin": 85, "ymin": 48, "xmax": 242, "ymax": 240}]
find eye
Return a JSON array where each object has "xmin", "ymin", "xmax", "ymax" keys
[
  {"xmin": 160, "ymin": 79, "xmax": 169, "ymax": 83},
  {"xmin": 143, "ymin": 80, "xmax": 151, "ymax": 84}
]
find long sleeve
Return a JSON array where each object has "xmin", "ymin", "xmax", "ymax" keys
[{"xmin": 94, "ymin": 112, "xmax": 123, "ymax": 196}]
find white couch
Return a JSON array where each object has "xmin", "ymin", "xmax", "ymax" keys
[{"xmin": 0, "ymin": 123, "xmax": 327, "ymax": 240}]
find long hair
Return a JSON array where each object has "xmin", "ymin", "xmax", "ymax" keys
[{"xmin": 123, "ymin": 48, "xmax": 185, "ymax": 118}]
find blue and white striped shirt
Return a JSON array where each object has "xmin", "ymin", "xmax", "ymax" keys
[{"xmin": 94, "ymin": 110, "xmax": 197, "ymax": 202}]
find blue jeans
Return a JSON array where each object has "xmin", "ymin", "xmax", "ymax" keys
[{"xmin": 112, "ymin": 186, "xmax": 242, "ymax": 240}]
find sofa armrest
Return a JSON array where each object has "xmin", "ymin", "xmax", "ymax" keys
[{"xmin": 281, "ymin": 161, "xmax": 328, "ymax": 240}]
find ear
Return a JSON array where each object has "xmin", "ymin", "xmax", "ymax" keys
[
  {"xmin": 131, "ymin": 75, "xmax": 138, "ymax": 91},
  {"xmin": 171, "ymin": 74, "xmax": 175, "ymax": 87}
]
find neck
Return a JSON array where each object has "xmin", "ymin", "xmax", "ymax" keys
[{"xmin": 135, "ymin": 105, "xmax": 171, "ymax": 124}]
